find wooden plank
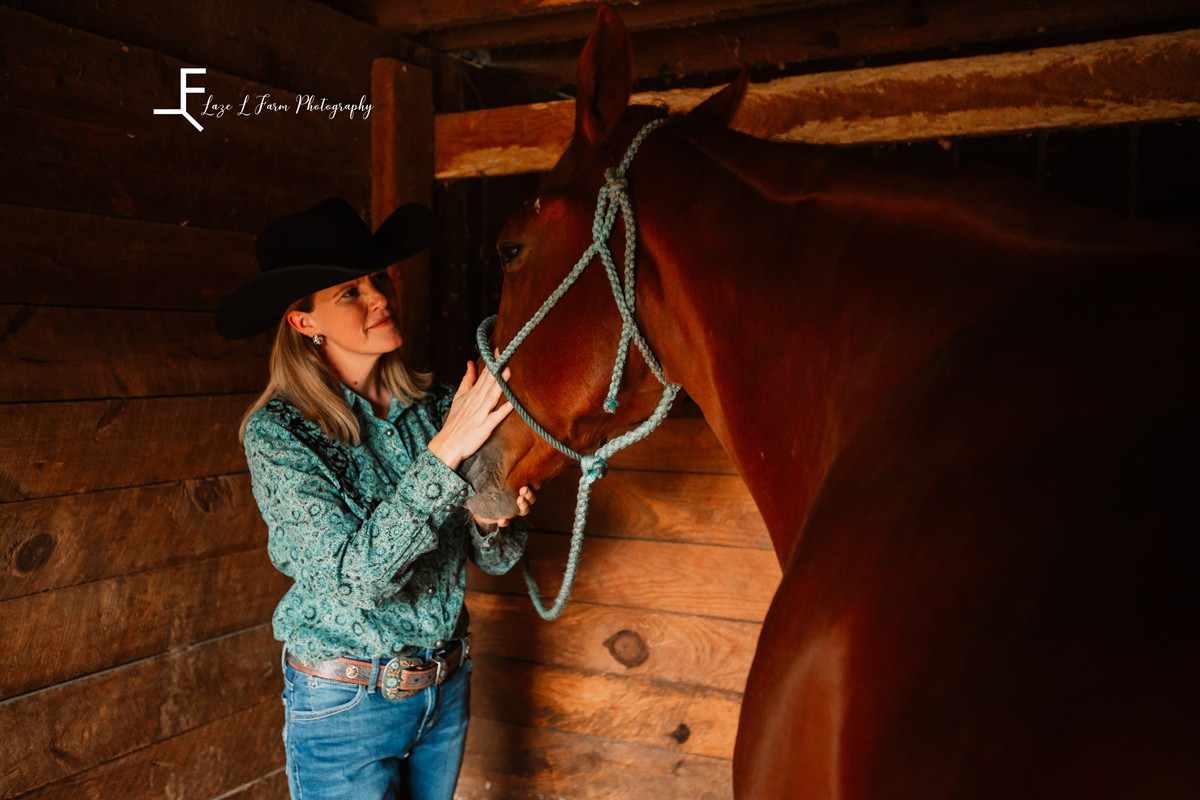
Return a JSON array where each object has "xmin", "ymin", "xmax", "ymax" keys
[
  {"xmin": 471, "ymin": 654, "xmax": 743, "ymax": 759},
  {"xmin": 606, "ymin": 417, "xmax": 735, "ymax": 474},
  {"xmin": 459, "ymin": 716, "xmax": 733, "ymax": 800},
  {"xmin": 0, "ymin": 306, "xmax": 269, "ymax": 403},
  {"xmin": 0, "ymin": 101, "xmax": 367, "ymax": 234},
  {"xmin": 19, "ymin": 702, "xmax": 285, "ymax": 800},
  {"xmin": 6, "ymin": 0, "xmax": 421, "ymax": 106},
  {"xmin": 219, "ymin": 770, "xmax": 289, "ymax": 800},
  {"xmin": 0, "ymin": 394, "xmax": 253, "ymax": 502},
  {"xmin": 372, "ymin": 58, "xmax": 435, "ymax": 371},
  {"xmin": 467, "ymin": 591, "xmax": 760, "ymax": 694},
  {"xmin": 434, "ymin": 29, "xmax": 1200, "ymax": 178},
  {"xmin": 530, "ymin": 468, "xmax": 770, "ymax": 550},
  {"xmin": 0, "ymin": 475, "xmax": 264, "ymax": 602},
  {"xmin": 468, "ymin": 533, "xmax": 781, "ymax": 621},
  {"xmin": 416, "ymin": 0, "xmax": 860, "ymax": 49},
  {"xmin": 470, "ymin": 0, "xmax": 1200, "ymax": 88},
  {"xmin": 0, "ymin": 204, "xmax": 258, "ymax": 310},
  {"xmin": 0, "ymin": 624, "xmax": 280, "ymax": 798},
  {"xmin": 1, "ymin": 6, "xmax": 371, "ymax": 172},
  {"xmin": 0, "ymin": 549, "xmax": 288, "ymax": 700}
]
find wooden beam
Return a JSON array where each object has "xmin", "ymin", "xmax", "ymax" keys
[
  {"xmin": 468, "ymin": 533, "xmax": 782, "ymax": 621},
  {"xmin": 461, "ymin": 0, "xmax": 1200, "ymax": 86},
  {"xmin": 433, "ymin": 29, "xmax": 1200, "ymax": 178},
  {"xmin": 0, "ymin": 475, "xmax": 263, "ymax": 601},
  {"xmin": 382, "ymin": 0, "xmax": 856, "ymax": 42},
  {"xmin": 0, "ymin": 550, "xmax": 287, "ymax": 699},
  {"xmin": 530, "ymin": 468, "xmax": 770, "ymax": 550},
  {"xmin": 460, "ymin": 717, "xmax": 733, "ymax": 800},
  {"xmin": 0, "ymin": 205, "xmax": 257, "ymax": 310},
  {"xmin": 0, "ymin": 394, "xmax": 252, "ymax": 501},
  {"xmin": 21, "ymin": 702, "xmax": 284, "ymax": 800},
  {"xmin": 0, "ymin": 306, "xmax": 269, "ymax": 403},
  {"xmin": 0, "ymin": 625, "xmax": 279, "ymax": 797},
  {"xmin": 373, "ymin": 58, "xmax": 436, "ymax": 371},
  {"xmin": 467, "ymin": 591, "xmax": 761, "ymax": 694},
  {"xmin": 5, "ymin": 0, "xmax": 424, "ymax": 105}
]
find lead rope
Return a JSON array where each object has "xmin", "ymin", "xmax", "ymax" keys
[{"xmin": 476, "ymin": 117, "xmax": 679, "ymax": 620}]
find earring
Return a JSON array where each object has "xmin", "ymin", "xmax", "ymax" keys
[{"xmin": 312, "ymin": 333, "xmax": 325, "ymax": 345}]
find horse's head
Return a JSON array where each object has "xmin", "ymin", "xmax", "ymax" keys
[{"xmin": 460, "ymin": 3, "xmax": 748, "ymax": 520}]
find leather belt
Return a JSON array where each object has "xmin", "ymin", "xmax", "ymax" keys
[{"xmin": 286, "ymin": 634, "xmax": 473, "ymax": 701}]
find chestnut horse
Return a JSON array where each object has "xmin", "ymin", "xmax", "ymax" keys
[{"xmin": 461, "ymin": 6, "xmax": 1200, "ymax": 798}]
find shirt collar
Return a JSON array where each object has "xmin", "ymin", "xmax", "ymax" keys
[{"xmin": 340, "ymin": 382, "xmax": 405, "ymax": 424}]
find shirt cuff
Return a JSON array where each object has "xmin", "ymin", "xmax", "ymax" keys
[{"xmin": 393, "ymin": 447, "xmax": 474, "ymax": 529}]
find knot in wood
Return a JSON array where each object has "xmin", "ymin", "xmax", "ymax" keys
[{"xmin": 603, "ymin": 629, "xmax": 649, "ymax": 669}]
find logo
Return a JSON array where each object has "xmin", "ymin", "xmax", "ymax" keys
[{"xmin": 153, "ymin": 68, "xmax": 206, "ymax": 131}]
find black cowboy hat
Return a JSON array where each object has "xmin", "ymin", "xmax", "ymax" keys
[{"xmin": 215, "ymin": 197, "xmax": 433, "ymax": 339}]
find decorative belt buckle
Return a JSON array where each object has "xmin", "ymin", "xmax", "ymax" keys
[
  {"xmin": 431, "ymin": 654, "xmax": 448, "ymax": 685},
  {"xmin": 380, "ymin": 657, "xmax": 419, "ymax": 701}
]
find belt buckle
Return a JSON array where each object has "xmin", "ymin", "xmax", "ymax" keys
[
  {"xmin": 381, "ymin": 657, "xmax": 419, "ymax": 701},
  {"xmin": 431, "ymin": 654, "xmax": 448, "ymax": 685}
]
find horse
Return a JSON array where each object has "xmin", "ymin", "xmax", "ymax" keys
[{"xmin": 460, "ymin": 5, "xmax": 1200, "ymax": 798}]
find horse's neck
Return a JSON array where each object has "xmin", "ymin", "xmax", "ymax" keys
[{"xmin": 633, "ymin": 124, "xmax": 1186, "ymax": 565}]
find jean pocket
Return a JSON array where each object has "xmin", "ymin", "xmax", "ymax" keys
[{"xmin": 287, "ymin": 674, "xmax": 366, "ymax": 722}]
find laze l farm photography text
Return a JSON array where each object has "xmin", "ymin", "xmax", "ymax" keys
[{"xmin": 203, "ymin": 93, "xmax": 374, "ymax": 119}]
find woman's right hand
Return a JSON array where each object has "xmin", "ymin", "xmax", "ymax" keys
[{"xmin": 427, "ymin": 356, "xmax": 514, "ymax": 471}]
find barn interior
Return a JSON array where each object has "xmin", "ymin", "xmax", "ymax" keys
[{"xmin": 1, "ymin": 1, "xmax": 1198, "ymax": 798}]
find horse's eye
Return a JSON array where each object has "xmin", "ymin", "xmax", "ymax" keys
[{"xmin": 498, "ymin": 242, "xmax": 524, "ymax": 267}]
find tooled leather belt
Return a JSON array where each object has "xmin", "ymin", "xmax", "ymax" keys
[{"xmin": 286, "ymin": 634, "xmax": 473, "ymax": 701}]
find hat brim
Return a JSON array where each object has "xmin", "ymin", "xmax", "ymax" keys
[
  {"xmin": 216, "ymin": 264, "xmax": 370, "ymax": 340},
  {"xmin": 216, "ymin": 203, "xmax": 435, "ymax": 340}
]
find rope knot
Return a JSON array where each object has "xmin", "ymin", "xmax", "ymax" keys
[
  {"xmin": 603, "ymin": 169, "xmax": 628, "ymax": 199},
  {"xmin": 582, "ymin": 456, "xmax": 608, "ymax": 483}
]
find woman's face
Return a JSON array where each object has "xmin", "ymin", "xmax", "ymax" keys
[{"xmin": 289, "ymin": 271, "xmax": 403, "ymax": 356}]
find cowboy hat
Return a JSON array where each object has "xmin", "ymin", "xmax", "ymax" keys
[{"xmin": 216, "ymin": 197, "xmax": 433, "ymax": 339}]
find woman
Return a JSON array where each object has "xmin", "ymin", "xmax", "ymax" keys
[{"xmin": 216, "ymin": 197, "xmax": 534, "ymax": 799}]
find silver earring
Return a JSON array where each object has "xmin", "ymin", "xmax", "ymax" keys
[{"xmin": 312, "ymin": 333, "xmax": 324, "ymax": 345}]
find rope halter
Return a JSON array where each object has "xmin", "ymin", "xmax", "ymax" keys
[{"xmin": 476, "ymin": 117, "xmax": 680, "ymax": 620}]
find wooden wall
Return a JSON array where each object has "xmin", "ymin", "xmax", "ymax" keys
[
  {"xmin": 460, "ymin": 412, "xmax": 779, "ymax": 799},
  {"xmin": 0, "ymin": 1, "xmax": 405, "ymax": 797}
]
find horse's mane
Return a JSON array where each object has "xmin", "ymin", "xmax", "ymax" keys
[{"xmin": 652, "ymin": 108, "xmax": 1196, "ymax": 256}]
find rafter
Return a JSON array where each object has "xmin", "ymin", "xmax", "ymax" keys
[{"xmin": 433, "ymin": 29, "xmax": 1200, "ymax": 178}]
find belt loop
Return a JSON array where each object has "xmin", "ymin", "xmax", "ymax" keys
[
  {"xmin": 366, "ymin": 657, "xmax": 381, "ymax": 695},
  {"xmin": 281, "ymin": 644, "xmax": 289, "ymax": 677}
]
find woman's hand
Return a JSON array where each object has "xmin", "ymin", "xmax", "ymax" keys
[
  {"xmin": 473, "ymin": 484, "xmax": 537, "ymax": 529},
  {"xmin": 427, "ymin": 356, "xmax": 513, "ymax": 471}
]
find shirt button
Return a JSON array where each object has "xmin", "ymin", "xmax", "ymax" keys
[
  {"xmin": 385, "ymin": 429, "xmax": 394, "ymax": 437},
  {"xmin": 435, "ymin": 640, "xmax": 445, "ymax": 648},
  {"xmin": 426, "ymin": 587, "xmax": 435, "ymax": 595},
  {"xmin": 444, "ymin": 504, "xmax": 454, "ymax": 511}
]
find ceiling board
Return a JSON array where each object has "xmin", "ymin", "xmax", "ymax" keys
[{"xmin": 350, "ymin": 0, "xmax": 860, "ymax": 42}]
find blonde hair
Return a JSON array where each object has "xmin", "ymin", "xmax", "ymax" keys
[{"xmin": 238, "ymin": 294, "xmax": 431, "ymax": 446}]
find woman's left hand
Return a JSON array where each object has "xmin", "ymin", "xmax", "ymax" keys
[{"xmin": 473, "ymin": 484, "xmax": 537, "ymax": 528}]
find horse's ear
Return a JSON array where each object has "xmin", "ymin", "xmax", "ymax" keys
[
  {"xmin": 684, "ymin": 63, "xmax": 749, "ymax": 128},
  {"xmin": 575, "ymin": 3, "xmax": 633, "ymax": 145}
]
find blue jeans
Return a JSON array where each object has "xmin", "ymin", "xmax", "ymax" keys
[{"xmin": 281, "ymin": 646, "xmax": 472, "ymax": 800}]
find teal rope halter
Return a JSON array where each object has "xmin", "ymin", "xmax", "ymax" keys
[{"xmin": 476, "ymin": 117, "xmax": 681, "ymax": 620}]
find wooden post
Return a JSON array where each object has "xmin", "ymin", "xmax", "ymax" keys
[{"xmin": 372, "ymin": 58, "xmax": 434, "ymax": 372}]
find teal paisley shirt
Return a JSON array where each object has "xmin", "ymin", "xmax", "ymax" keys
[{"xmin": 242, "ymin": 381, "xmax": 526, "ymax": 661}]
